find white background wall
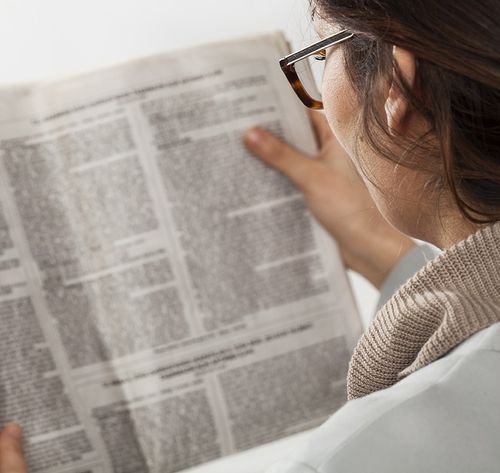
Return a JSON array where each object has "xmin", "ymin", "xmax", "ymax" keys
[
  {"xmin": 0, "ymin": 1, "xmax": 377, "ymax": 471},
  {"xmin": 0, "ymin": 0, "xmax": 318, "ymax": 85}
]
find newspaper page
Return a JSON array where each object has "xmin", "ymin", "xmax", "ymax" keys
[{"xmin": 0, "ymin": 32, "xmax": 362, "ymax": 473}]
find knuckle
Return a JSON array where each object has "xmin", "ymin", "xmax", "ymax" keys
[{"xmin": 268, "ymin": 138, "xmax": 285, "ymax": 156}]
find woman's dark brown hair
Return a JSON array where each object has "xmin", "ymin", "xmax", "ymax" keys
[{"xmin": 313, "ymin": 0, "xmax": 500, "ymax": 223}]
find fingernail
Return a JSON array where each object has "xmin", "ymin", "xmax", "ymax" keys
[
  {"xmin": 245, "ymin": 128, "xmax": 264, "ymax": 148},
  {"xmin": 3, "ymin": 423, "xmax": 22, "ymax": 439}
]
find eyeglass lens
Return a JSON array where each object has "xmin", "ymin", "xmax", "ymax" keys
[{"xmin": 294, "ymin": 51, "xmax": 326, "ymax": 102}]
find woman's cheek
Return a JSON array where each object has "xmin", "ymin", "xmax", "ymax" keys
[{"xmin": 321, "ymin": 57, "xmax": 358, "ymax": 158}]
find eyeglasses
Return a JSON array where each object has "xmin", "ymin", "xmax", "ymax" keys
[{"xmin": 279, "ymin": 30, "xmax": 354, "ymax": 110}]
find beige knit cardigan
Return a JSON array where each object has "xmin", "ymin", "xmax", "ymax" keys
[{"xmin": 347, "ymin": 221, "xmax": 500, "ymax": 400}]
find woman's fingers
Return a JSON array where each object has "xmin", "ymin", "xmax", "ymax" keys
[
  {"xmin": 244, "ymin": 127, "xmax": 322, "ymax": 192},
  {"xmin": 308, "ymin": 110, "xmax": 333, "ymax": 146},
  {"xmin": 0, "ymin": 424, "xmax": 27, "ymax": 473}
]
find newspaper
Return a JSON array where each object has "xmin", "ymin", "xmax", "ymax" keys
[{"xmin": 0, "ymin": 32, "xmax": 362, "ymax": 473}]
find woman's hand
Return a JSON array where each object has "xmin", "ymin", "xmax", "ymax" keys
[
  {"xmin": 0, "ymin": 424, "xmax": 28, "ymax": 473},
  {"xmin": 244, "ymin": 112, "xmax": 415, "ymax": 289}
]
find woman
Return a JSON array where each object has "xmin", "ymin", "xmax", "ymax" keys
[
  {"xmin": 1, "ymin": 0, "xmax": 499, "ymax": 472},
  {"xmin": 245, "ymin": 0, "xmax": 500, "ymax": 471}
]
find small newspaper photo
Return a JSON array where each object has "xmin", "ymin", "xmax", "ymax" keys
[{"xmin": 0, "ymin": 32, "xmax": 362, "ymax": 473}]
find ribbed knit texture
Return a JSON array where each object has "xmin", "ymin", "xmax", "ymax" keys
[{"xmin": 347, "ymin": 222, "xmax": 500, "ymax": 400}]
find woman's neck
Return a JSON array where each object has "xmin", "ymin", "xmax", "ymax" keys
[{"xmin": 426, "ymin": 213, "xmax": 484, "ymax": 250}]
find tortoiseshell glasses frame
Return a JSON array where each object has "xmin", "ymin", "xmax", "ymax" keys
[{"xmin": 279, "ymin": 30, "xmax": 354, "ymax": 110}]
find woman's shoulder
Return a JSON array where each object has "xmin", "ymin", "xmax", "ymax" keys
[{"xmin": 266, "ymin": 322, "xmax": 500, "ymax": 473}]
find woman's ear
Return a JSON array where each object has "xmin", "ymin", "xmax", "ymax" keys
[{"xmin": 385, "ymin": 46, "xmax": 417, "ymax": 136}]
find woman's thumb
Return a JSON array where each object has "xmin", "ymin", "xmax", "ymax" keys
[
  {"xmin": 244, "ymin": 127, "xmax": 319, "ymax": 192},
  {"xmin": 0, "ymin": 424, "xmax": 27, "ymax": 473}
]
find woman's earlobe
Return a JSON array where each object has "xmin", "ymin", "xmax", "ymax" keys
[{"xmin": 384, "ymin": 46, "xmax": 417, "ymax": 136}]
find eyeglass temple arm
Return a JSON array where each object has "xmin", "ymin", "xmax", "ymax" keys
[{"xmin": 280, "ymin": 30, "xmax": 354, "ymax": 67}]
